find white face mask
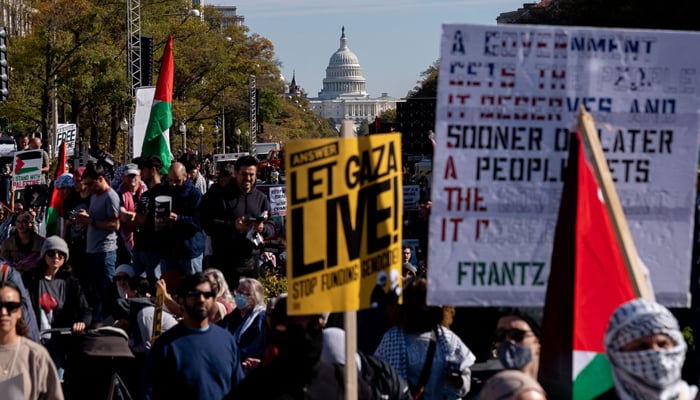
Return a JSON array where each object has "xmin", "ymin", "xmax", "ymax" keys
[{"xmin": 117, "ymin": 286, "xmax": 128, "ymax": 299}]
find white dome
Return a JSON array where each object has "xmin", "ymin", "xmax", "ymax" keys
[{"xmin": 318, "ymin": 27, "xmax": 367, "ymax": 99}]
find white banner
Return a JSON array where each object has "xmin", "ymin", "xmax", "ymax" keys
[
  {"xmin": 429, "ymin": 24, "xmax": 700, "ymax": 307},
  {"xmin": 55, "ymin": 123, "xmax": 76, "ymax": 157},
  {"xmin": 12, "ymin": 150, "xmax": 43, "ymax": 188},
  {"xmin": 132, "ymin": 87, "xmax": 171, "ymax": 158}
]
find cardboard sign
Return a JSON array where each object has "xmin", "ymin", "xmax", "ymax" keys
[
  {"xmin": 286, "ymin": 134, "xmax": 403, "ymax": 315},
  {"xmin": 429, "ymin": 24, "xmax": 700, "ymax": 307}
]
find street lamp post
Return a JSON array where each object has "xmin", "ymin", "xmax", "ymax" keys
[
  {"xmin": 236, "ymin": 128, "xmax": 241, "ymax": 153},
  {"xmin": 179, "ymin": 120, "xmax": 186, "ymax": 155},
  {"xmin": 198, "ymin": 123, "xmax": 204, "ymax": 160},
  {"xmin": 214, "ymin": 125, "xmax": 219, "ymax": 153},
  {"xmin": 120, "ymin": 117, "xmax": 129, "ymax": 163}
]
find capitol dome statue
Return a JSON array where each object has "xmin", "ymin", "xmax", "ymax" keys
[{"xmin": 318, "ymin": 26, "xmax": 367, "ymax": 99}]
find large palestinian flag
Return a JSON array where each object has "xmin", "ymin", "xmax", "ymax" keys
[
  {"xmin": 141, "ymin": 35, "xmax": 173, "ymax": 175},
  {"xmin": 538, "ymin": 132, "xmax": 637, "ymax": 399}
]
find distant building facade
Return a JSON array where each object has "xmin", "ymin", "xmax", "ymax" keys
[
  {"xmin": 1, "ymin": 0, "xmax": 34, "ymax": 37},
  {"xmin": 307, "ymin": 27, "xmax": 398, "ymax": 131}
]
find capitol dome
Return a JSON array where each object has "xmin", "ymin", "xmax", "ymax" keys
[{"xmin": 318, "ymin": 27, "xmax": 367, "ymax": 99}]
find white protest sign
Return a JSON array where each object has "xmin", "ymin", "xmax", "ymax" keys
[
  {"xmin": 404, "ymin": 185, "xmax": 421, "ymax": 212},
  {"xmin": 55, "ymin": 124, "xmax": 76, "ymax": 157},
  {"xmin": 12, "ymin": 150, "xmax": 43, "ymax": 188},
  {"xmin": 268, "ymin": 185, "xmax": 287, "ymax": 217},
  {"xmin": 429, "ymin": 24, "xmax": 700, "ymax": 307}
]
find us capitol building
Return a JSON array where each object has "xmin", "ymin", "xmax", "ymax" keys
[{"xmin": 305, "ymin": 27, "xmax": 398, "ymax": 132}]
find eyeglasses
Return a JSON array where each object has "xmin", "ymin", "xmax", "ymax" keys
[
  {"xmin": 45, "ymin": 250, "xmax": 66, "ymax": 259},
  {"xmin": 186, "ymin": 290, "xmax": 215, "ymax": 299},
  {"xmin": 113, "ymin": 275, "xmax": 129, "ymax": 282},
  {"xmin": 0, "ymin": 301, "xmax": 21, "ymax": 313},
  {"xmin": 495, "ymin": 328, "xmax": 534, "ymax": 342}
]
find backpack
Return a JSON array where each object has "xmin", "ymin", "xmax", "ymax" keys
[{"xmin": 358, "ymin": 352, "xmax": 412, "ymax": 400}]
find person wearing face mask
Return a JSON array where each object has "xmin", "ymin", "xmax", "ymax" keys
[
  {"xmin": 219, "ymin": 278, "xmax": 267, "ymax": 373},
  {"xmin": 493, "ymin": 312, "xmax": 541, "ymax": 380},
  {"xmin": 600, "ymin": 298, "xmax": 698, "ymax": 400}
]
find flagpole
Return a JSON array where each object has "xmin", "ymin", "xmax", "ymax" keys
[{"xmin": 577, "ymin": 105, "xmax": 654, "ymax": 300}]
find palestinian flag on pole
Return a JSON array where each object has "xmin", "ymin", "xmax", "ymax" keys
[
  {"xmin": 45, "ymin": 140, "xmax": 67, "ymax": 237},
  {"xmin": 538, "ymin": 132, "xmax": 637, "ymax": 399},
  {"xmin": 141, "ymin": 35, "xmax": 173, "ymax": 175}
]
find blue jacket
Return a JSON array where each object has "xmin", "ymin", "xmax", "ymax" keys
[{"xmin": 154, "ymin": 182, "xmax": 205, "ymax": 259}]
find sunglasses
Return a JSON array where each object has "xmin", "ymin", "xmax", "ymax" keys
[
  {"xmin": 45, "ymin": 250, "xmax": 66, "ymax": 258},
  {"xmin": 0, "ymin": 301, "xmax": 21, "ymax": 313},
  {"xmin": 186, "ymin": 290, "xmax": 215, "ymax": 299},
  {"xmin": 113, "ymin": 275, "xmax": 129, "ymax": 282},
  {"xmin": 495, "ymin": 328, "xmax": 533, "ymax": 342}
]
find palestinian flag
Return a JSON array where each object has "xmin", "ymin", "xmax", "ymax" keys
[
  {"xmin": 45, "ymin": 140, "xmax": 67, "ymax": 236},
  {"xmin": 538, "ymin": 132, "xmax": 636, "ymax": 399},
  {"xmin": 141, "ymin": 35, "xmax": 173, "ymax": 175}
]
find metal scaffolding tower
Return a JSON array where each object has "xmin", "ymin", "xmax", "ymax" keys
[{"xmin": 127, "ymin": 0, "xmax": 142, "ymax": 95}]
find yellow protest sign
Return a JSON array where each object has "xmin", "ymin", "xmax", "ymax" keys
[{"xmin": 286, "ymin": 134, "xmax": 403, "ymax": 315}]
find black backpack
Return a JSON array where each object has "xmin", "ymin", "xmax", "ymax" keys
[{"xmin": 358, "ymin": 352, "xmax": 412, "ymax": 400}]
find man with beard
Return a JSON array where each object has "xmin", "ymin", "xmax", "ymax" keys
[
  {"xmin": 142, "ymin": 273, "xmax": 243, "ymax": 400},
  {"xmin": 158, "ymin": 162, "xmax": 205, "ymax": 276}
]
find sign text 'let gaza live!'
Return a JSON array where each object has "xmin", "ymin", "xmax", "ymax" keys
[{"xmin": 286, "ymin": 135, "xmax": 402, "ymax": 315}]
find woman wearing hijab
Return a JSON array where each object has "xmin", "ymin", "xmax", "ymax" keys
[{"xmin": 602, "ymin": 298, "xmax": 698, "ymax": 399}]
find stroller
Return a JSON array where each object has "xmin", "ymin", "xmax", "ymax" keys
[{"xmin": 41, "ymin": 326, "xmax": 136, "ymax": 400}]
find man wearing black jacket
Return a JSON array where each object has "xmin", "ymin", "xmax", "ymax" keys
[{"xmin": 200, "ymin": 156, "xmax": 274, "ymax": 287}]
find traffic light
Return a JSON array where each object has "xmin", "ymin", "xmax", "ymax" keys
[{"xmin": 0, "ymin": 27, "xmax": 7, "ymax": 102}]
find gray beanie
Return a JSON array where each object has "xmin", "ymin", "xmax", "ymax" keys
[{"xmin": 41, "ymin": 236, "xmax": 70, "ymax": 262}]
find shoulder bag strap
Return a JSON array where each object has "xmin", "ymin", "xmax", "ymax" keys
[{"xmin": 414, "ymin": 326, "xmax": 438, "ymax": 399}]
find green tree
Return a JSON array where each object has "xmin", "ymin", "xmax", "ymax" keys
[{"xmin": 407, "ymin": 59, "xmax": 439, "ymax": 99}]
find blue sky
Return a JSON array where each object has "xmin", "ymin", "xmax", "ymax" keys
[{"xmin": 209, "ymin": 0, "xmax": 528, "ymax": 99}]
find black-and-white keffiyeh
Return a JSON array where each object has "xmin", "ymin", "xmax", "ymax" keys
[{"xmin": 604, "ymin": 298, "xmax": 698, "ymax": 400}]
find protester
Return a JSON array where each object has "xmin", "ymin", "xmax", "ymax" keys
[
  {"xmin": 114, "ymin": 264, "xmax": 136, "ymax": 299},
  {"xmin": 142, "ymin": 272, "xmax": 244, "ymax": 399},
  {"xmin": 220, "ymin": 277, "xmax": 267, "ymax": 365},
  {"xmin": 478, "ymin": 370, "xmax": 546, "ymax": 400},
  {"xmin": 29, "ymin": 137, "xmax": 50, "ymax": 183},
  {"xmin": 62, "ymin": 166, "xmax": 92, "ymax": 304},
  {"xmin": 203, "ymin": 268, "xmax": 234, "ymax": 322},
  {"xmin": 158, "ymin": 162, "xmax": 204, "ymax": 275},
  {"xmin": 0, "ymin": 261, "xmax": 40, "ymax": 342},
  {"xmin": 603, "ymin": 298, "xmax": 698, "ymax": 399},
  {"xmin": 0, "ymin": 280, "xmax": 64, "ymax": 399},
  {"xmin": 494, "ymin": 311, "xmax": 542, "ymax": 380},
  {"xmin": 201, "ymin": 156, "xmax": 274, "ymax": 286},
  {"xmin": 229, "ymin": 293, "xmax": 374, "ymax": 399},
  {"xmin": 322, "ymin": 327, "xmax": 412, "ymax": 400},
  {"xmin": 22, "ymin": 236, "xmax": 91, "ymax": 376},
  {"xmin": 0, "ymin": 211, "xmax": 45, "ymax": 272},
  {"xmin": 187, "ymin": 163, "xmax": 207, "ymax": 195},
  {"xmin": 200, "ymin": 162, "xmax": 235, "ymax": 271},
  {"xmin": 73, "ymin": 162, "xmax": 120, "ymax": 321},
  {"xmin": 116, "ymin": 163, "xmax": 147, "ymax": 263},
  {"xmin": 132, "ymin": 156, "xmax": 169, "ymax": 284},
  {"xmin": 375, "ymin": 277, "xmax": 476, "ymax": 400}
]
